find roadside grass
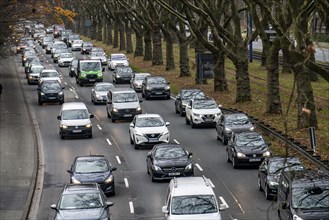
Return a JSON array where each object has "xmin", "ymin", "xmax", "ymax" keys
[{"xmin": 81, "ymin": 35, "xmax": 329, "ymax": 163}]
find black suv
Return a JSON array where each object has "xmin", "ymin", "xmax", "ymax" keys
[
  {"xmin": 37, "ymin": 80, "xmax": 64, "ymax": 105},
  {"xmin": 216, "ymin": 113, "xmax": 254, "ymax": 145},
  {"xmin": 146, "ymin": 143, "xmax": 194, "ymax": 182},
  {"xmin": 142, "ymin": 76, "xmax": 170, "ymax": 100},
  {"xmin": 67, "ymin": 155, "xmax": 117, "ymax": 196},
  {"xmin": 277, "ymin": 170, "xmax": 329, "ymax": 220},
  {"xmin": 112, "ymin": 66, "xmax": 133, "ymax": 84},
  {"xmin": 175, "ymin": 89, "xmax": 205, "ymax": 116}
]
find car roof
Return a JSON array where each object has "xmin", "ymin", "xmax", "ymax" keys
[
  {"xmin": 111, "ymin": 88, "xmax": 136, "ymax": 93},
  {"xmin": 153, "ymin": 143, "xmax": 182, "ymax": 150},
  {"xmin": 79, "ymin": 59, "xmax": 100, "ymax": 63},
  {"xmin": 136, "ymin": 113, "xmax": 161, "ymax": 118},
  {"xmin": 225, "ymin": 113, "xmax": 248, "ymax": 117},
  {"xmin": 63, "ymin": 183, "xmax": 101, "ymax": 194},
  {"xmin": 111, "ymin": 53, "xmax": 126, "ymax": 56},
  {"xmin": 41, "ymin": 69, "xmax": 58, "ymax": 73},
  {"xmin": 235, "ymin": 131, "xmax": 261, "ymax": 138},
  {"xmin": 170, "ymin": 177, "xmax": 215, "ymax": 196},
  {"xmin": 75, "ymin": 155, "xmax": 107, "ymax": 161},
  {"xmin": 41, "ymin": 80, "xmax": 60, "ymax": 84},
  {"xmin": 282, "ymin": 169, "xmax": 329, "ymax": 188},
  {"xmin": 61, "ymin": 102, "xmax": 87, "ymax": 110}
]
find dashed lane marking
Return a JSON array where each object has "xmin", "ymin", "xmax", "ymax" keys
[
  {"xmin": 209, "ymin": 179, "xmax": 215, "ymax": 188},
  {"xmin": 129, "ymin": 201, "xmax": 134, "ymax": 214},
  {"xmin": 124, "ymin": 178, "xmax": 129, "ymax": 188},
  {"xmin": 195, "ymin": 163, "xmax": 203, "ymax": 171},
  {"xmin": 97, "ymin": 125, "xmax": 102, "ymax": 130},
  {"xmin": 106, "ymin": 138, "xmax": 112, "ymax": 146},
  {"xmin": 219, "ymin": 196, "xmax": 229, "ymax": 209},
  {"xmin": 116, "ymin": 156, "xmax": 121, "ymax": 164},
  {"xmin": 173, "ymin": 139, "xmax": 180, "ymax": 144}
]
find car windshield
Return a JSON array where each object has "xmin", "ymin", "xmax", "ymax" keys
[
  {"xmin": 54, "ymin": 43, "xmax": 67, "ymax": 49},
  {"xmin": 73, "ymin": 40, "xmax": 83, "ymax": 44},
  {"xmin": 31, "ymin": 66, "xmax": 44, "ymax": 73},
  {"xmin": 61, "ymin": 53, "xmax": 73, "ymax": 58},
  {"xmin": 62, "ymin": 109, "xmax": 89, "ymax": 120},
  {"xmin": 171, "ymin": 195, "xmax": 218, "ymax": 215},
  {"xmin": 117, "ymin": 67, "xmax": 132, "ymax": 74},
  {"xmin": 269, "ymin": 160, "xmax": 304, "ymax": 173},
  {"xmin": 69, "ymin": 35, "xmax": 80, "ymax": 40},
  {"xmin": 236, "ymin": 133, "xmax": 266, "ymax": 147},
  {"xmin": 83, "ymin": 43, "xmax": 92, "ymax": 47},
  {"xmin": 135, "ymin": 117, "xmax": 164, "ymax": 127},
  {"xmin": 292, "ymin": 186, "xmax": 329, "ymax": 209},
  {"xmin": 95, "ymin": 84, "xmax": 114, "ymax": 91},
  {"xmin": 41, "ymin": 71, "xmax": 59, "ymax": 77},
  {"xmin": 80, "ymin": 62, "xmax": 101, "ymax": 71},
  {"xmin": 113, "ymin": 93, "xmax": 138, "ymax": 103},
  {"xmin": 75, "ymin": 159, "xmax": 109, "ymax": 173},
  {"xmin": 55, "ymin": 49, "xmax": 68, "ymax": 54},
  {"xmin": 59, "ymin": 193, "xmax": 103, "ymax": 210},
  {"xmin": 41, "ymin": 82, "xmax": 61, "ymax": 90},
  {"xmin": 226, "ymin": 115, "xmax": 250, "ymax": 125},
  {"xmin": 155, "ymin": 147, "xmax": 186, "ymax": 160},
  {"xmin": 112, "ymin": 55, "xmax": 127, "ymax": 60},
  {"xmin": 193, "ymin": 100, "xmax": 217, "ymax": 109},
  {"xmin": 181, "ymin": 90, "xmax": 205, "ymax": 99},
  {"xmin": 135, "ymin": 74, "xmax": 149, "ymax": 80},
  {"xmin": 91, "ymin": 52, "xmax": 104, "ymax": 57},
  {"xmin": 148, "ymin": 78, "xmax": 166, "ymax": 85}
]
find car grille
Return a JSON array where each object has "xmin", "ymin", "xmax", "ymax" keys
[
  {"xmin": 162, "ymin": 167, "xmax": 186, "ymax": 172},
  {"xmin": 245, "ymin": 153, "xmax": 263, "ymax": 158},
  {"xmin": 152, "ymin": 87, "xmax": 165, "ymax": 92},
  {"xmin": 67, "ymin": 125, "xmax": 86, "ymax": 129},
  {"xmin": 202, "ymin": 114, "xmax": 215, "ymax": 122},
  {"xmin": 45, "ymin": 93, "xmax": 58, "ymax": 97},
  {"xmin": 86, "ymin": 74, "xmax": 97, "ymax": 79},
  {"xmin": 145, "ymin": 133, "xmax": 161, "ymax": 139},
  {"xmin": 117, "ymin": 108, "xmax": 137, "ymax": 114}
]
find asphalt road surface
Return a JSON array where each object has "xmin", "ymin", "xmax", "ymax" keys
[{"xmin": 10, "ymin": 42, "xmax": 280, "ymax": 220}]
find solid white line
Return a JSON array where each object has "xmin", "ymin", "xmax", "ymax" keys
[
  {"xmin": 116, "ymin": 156, "xmax": 121, "ymax": 164},
  {"xmin": 97, "ymin": 124, "xmax": 102, "ymax": 130},
  {"xmin": 173, "ymin": 139, "xmax": 180, "ymax": 144},
  {"xmin": 219, "ymin": 196, "xmax": 229, "ymax": 208},
  {"xmin": 124, "ymin": 178, "xmax": 129, "ymax": 188},
  {"xmin": 195, "ymin": 163, "xmax": 203, "ymax": 171},
  {"xmin": 129, "ymin": 201, "xmax": 134, "ymax": 213},
  {"xmin": 106, "ymin": 138, "xmax": 112, "ymax": 146},
  {"xmin": 209, "ymin": 179, "xmax": 215, "ymax": 188}
]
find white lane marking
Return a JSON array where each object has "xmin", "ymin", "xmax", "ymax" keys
[
  {"xmin": 195, "ymin": 163, "xmax": 203, "ymax": 171},
  {"xmin": 219, "ymin": 196, "xmax": 229, "ymax": 208},
  {"xmin": 116, "ymin": 156, "xmax": 121, "ymax": 164},
  {"xmin": 129, "ymin": 201, "xmax": 134, "ymax": 213},
  {"xmin": 173, "ymin": 139, "xmax": 180, "ymax": 144},
  {"xmin": 97, "ymin": 124, "xmax": 102, "ymax": 130},
  {"xmin": 69, "ymin": 88, "xmax": 73, "ymax": 92},
  {"xmin": 106, "ymin": 138, "xmax": 112, "ymax": 146},
  {"xmin": 209, "ymin": 179, "xmax": 215, "ymax": 188},
  {"xmin": 171, "ymin": 95, "xmax": 176, "ymax": 100},
  {"xmin": 64, "ymin": 82, "xmax": 67, "ymax": 85},
  {"xmin": 75, "ymin": 95, "xmax": 79, "ymax": 99},
  {"xmin": 124, "ymin": 178, "xmax": 129, "ymax": 188}
]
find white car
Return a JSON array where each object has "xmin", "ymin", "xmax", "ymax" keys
[
  {"xmin": 89, "ymin": 52, "xmax": 107, "ymax": 65},
  {"xmin": 129, "ymin": 114, "xmax": 170, "ymax": 149},
  {"xmin": 108, "ymin": 53, "xmax": 129, "ymax": 70},
  {"xmin": 71, "ymin": 39, "xmax": 83, "ymax": 51},
  {"xmin": 185, "ymin": 98, "xmax": 222, "ymax": 128},
  {"xmin": 130, "ymin": 73, "xmax": 151, "ymax": 92},
  {"xmin": 58, "ymin": 53, "xmax": 74, "ymax": 67},
  {"xmin": 39, "ymin": 69, "xmax": 61, "ymax": 85}
]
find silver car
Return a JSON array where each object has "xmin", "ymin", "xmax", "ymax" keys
[
  {"xmin": 90, "ymin": 52, "xmax": 107, "ymax": 65},
  {"xmin": 130, "ymin": 73, "xmax": 151, "ymax": 92},
  {"xmin": 58, "ymin": 53, "xmax": 74, "ymax": 67},
  {"xmin": 91, "ymin": 82, "xmax": 115, "ymax": 104}
]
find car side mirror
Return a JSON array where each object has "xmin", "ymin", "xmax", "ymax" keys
[
  {"xmin": 147, "ymin": 152, "xmax": 152, "ymax": 158},
  {"xmin": 106, "ymin": 201, "xmax": 114, "ymax": 208},
  {"xmin": 129, "ymin": 122, "xmax": 134, "ymax": 128},
  {"xmin": 62, "ymin": 86, "xmax": 65, "ymax": 89},
  {"xmin": 162, "ymin": 206, "xmax": 169, "ymax": 214},
  {"xmin": 218, "ymin": 104, "xmax": 223, "ymax": 108},
  {"xmin": 89, "ymin": 114, "xmax": 94, "ymax": 118},
  {"xmin": 219, "ymin": 203, "xmax": 228, "ymax": 210},
  {"xmin": 111, "ymin": 167, "xmax": 117, "ymax": 172},
  {"xmin": 50, "ymin": 204, "xmax": 58, "ymax": 211},
  {"xmin": 165, "ymin": 122, "xmax": 170, "ymax": 126},
  {"xmin": 167, "ymin": 81, "xmax": 170, "ymax": 84},
  {"xmin": 67, "ymin": 169, "xmax": 72, "ymax": 173},
  {"xmin": 139, "ymin": 100, "xmax": 143, "ymax": 103},
  {"xmin": 102, "ymin": 67, "xmax": 105, "ymax": 72},
  {"xmin": 188, "ymin": 152, "xmax": 193, "ymax": 157},
  {"xmin": 127, "ymin": 58, "xmax": 129, "ymax": 61},
  {"xmin": 91, "ymin": 89, "xmax": 95, "ymax": 92},
  {"xmin": 57, "ymin": 116, "xmax": 61, "ymax": 120},
  {"xmin": 176, "ymin": 96, "xmax": 181, "ymax": 100}
]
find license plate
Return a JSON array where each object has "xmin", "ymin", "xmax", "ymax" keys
[
  {"xmin": 89, "ymin": 79, "xmax": 95, "ymax": 82},
  {"xmin": 72, "ymin": 130, "xmax": 82, "ymax": 133},
  {"xmin": 155, "ymin": 92, "xmax": 162, "ymax": 95},
  {"xmin": 124, "ymin": 114, "xmax": 132, "ymax": 117},
  {"xmin": 148, "ymin": 139, "xmax": 158, "ymax": 143},
  {"xmin": 168, "ymin": 172, "xmax": 180, "ymax": 176},
  {"xmin": 249, "ymin": 158, "xmax": 261, "ymax": 162},
  {"xmin": 204, "ymin": 118, "xmax": 213, "ymax": 122},
  {"xmin": 48, "ymin": 97, "xmax": 56, "ymax": 99}
]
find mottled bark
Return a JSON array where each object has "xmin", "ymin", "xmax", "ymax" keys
[
  {"xmin": 234, "ymin": 60, "xmax": 252, "ymax": 102},
  {"xmin": 134, "ymin": 31, "xmax": 143, "ymax": 57},
  {"xmin": 281, "ymin": 52, "xmax": 292, "ymax": 74},
  {"xmin": 90, "ymin": 21, "xmax": 97, "ymax": 40},
  {"xmin": 178, "ymin": 36, "xmax": 190, "ymax": 76},
  {"xmin": 152, "ymin": 28, "xmax": 163, "ymax": 65},
  {"xmin": 266, "ymin": 38, "xmax": 282, "ymax": 114},
  {"xmin": 101, "ymin": 15, "xmax": 106, "ymax": 44},
  {"xmin": 113, "ymin": 24, "xmax": 118, "ymax": 48},
  {"xmin": 144, "ymin": 30, "xmax": 152, "ymax": 61},
  {"xmin": 125, "ymin": 21, "xmax": 133, "ymax": 54},
  {"xmin": 96, "ymin": 18, "xmax": 102, "ymax": 41},
  {"xmin": 162, "ymin": 29, "xmax": 175, "ymax": 71},
  {"xmin": 106, "ymin": 20, "xmax": 112, "ymax": 45},
  {"xmin": 213, "ymin": 52, "xmax": 228, "ymax": 91},
  {"xmin": 119, "ymin": 22, "xmax": 125, "ymax": 51}
]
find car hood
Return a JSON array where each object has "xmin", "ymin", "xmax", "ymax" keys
[
  {"xmin": 135, "ymin": 126, "xmax": 167, "ymax": 134},
  {"xmin": 154, "ymin": 157, "xmax": 190, "ymax": 167},
  {"xmin": 267, "ymin": 173, "xmax": 281, "ymax": 183},
  {"xmin": 294, "ymin": 209, "xmax": 329, "ymax": 220},
  {"xmin": 193, "ymin": 108, "xmax": 220, "ymax": 115},
  {"xmin": 95, "ymin": 91, "xmax": 108, "ymax": 96},
  {"xmin": 168, "ymin": 212, "xmax": 221, "ymax": 220},
  {"xmin": 57, "ymin": 208, "xmax": 105, "ymax": 220},
  {"xmin": 148, "ymin": 83, "xmax": 167, "ymax": 88},
  {"xmin": 111, "ymin": 60, "xmax": 128, "ymax": 64},
  {"xmin": 41, "ymin": 89, "xmax": 62, "ymax": 94},
  {"xmin": 117, "ymin": 72, "xmax": 133, "ymax": 77},
  {"xmin": 73, "ymin": 171, "xmax": 110, "ymax": 183},
  {"xmin": 40, "ymin": 77, "xmax": 61, "ymax": 82},
  {"xmin": 235, "ymin": 145, "xmax": 269, "ymax": 154},
  {"xmin": 59, "ymin": 57, "xmax": 74, "ymax": 62},
  {"xmin": 113, "ymin": 102, "xmax": 140, "ymax": 110},
  {"xmin": 61, "ymin": 119, "xmax": 91, "ymax": 126},
  {"xmin": 29, "ymin": 73, "xmax": 40, "ymax": 77},
  {"xmin": 226, "ymin": 124, "xmax": 253, "ymax": 132},
  {"xmin": 134, "ymin": 80, "xmax": 143, "ymax": 85}
]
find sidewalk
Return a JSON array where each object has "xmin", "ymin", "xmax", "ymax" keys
[{"xmin": 0, "ymin": 55, "xmax": 35, "ymax": 220}]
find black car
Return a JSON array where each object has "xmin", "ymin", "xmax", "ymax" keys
[
  {"xmin": 258, "ymin": 156, "xmax": 304, "ymax": 200},
  {"xmin": 175, "ymin": 89, "xmax": 205, "ymax": 116},
  {"xmin": 142, "ymin": 76, "xmax": 171, "ymax": 100},
  {"xmin": 216, "ymin": 113, "xmax": 255, "ymax": 145},
  {"xmin": 69, "ymin": 59, "xmax": 78, "ymax": 77},
  {"xmin": 146, "ymin": 143, "xmax": 194, "ymax": 182},
  {"xmin": 67, "ymin": 155, "xmax": 117, "ymax": 196},
  {"xmin": 112, "ymin": 66, "xmax": 133, "ymax": 84},
  {"xmin": 226, "ymin": 131, "xmax": 271, "ymax": 168},
  {"xmin": 37, "ymin": 80, "xmax": 64, "ymax": 105},
  {"xmin": 81, "ymin": 42, "xmax": 93, "ymax": 54},
  {"xmin": 51, "ymin": 183, "xmax": 113, "ymax": 220}
]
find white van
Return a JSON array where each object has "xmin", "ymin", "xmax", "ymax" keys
[
  {"xmin": 162, "ymin": 176, "xmax": 228, "ymax": 220},
  {"xmin": 57, "ymin": 102, "xmax": 94, "ymax": 139}
]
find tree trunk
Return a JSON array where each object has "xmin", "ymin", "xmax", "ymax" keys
[
  {"xmin": 165, "ymin": 38, "xmax": 175, "ymax": 70},
  {"xmin": 79, "ymin": 17, "xmax": 86, "ymax": 35},
  {"xmin": 134, "ymin": 30, "xmax": 143, "ymax": 57},
  {"xmin": 113, "ymin": 24, "xmax": 119, "ymax": 48},
  {"xmin": 235, "ymin": 60, "xmax": 252, "ymax": 102},
  {"xmin": 119, "ymin": 22, "xmax": 125, "ymax": 51},
  {"xmin": 281, "ymin": 50, "xmax": 292, "ymax": 73},
  {"xmin": 178, "ymin": 36, "xmax": 190, "ymax": 76},
  {"xmin": 106, "ymin": 19, "xmax": 113, "ymax": 45},
  {"xmin": 266, "ymin": 38, "xmax": 282, "ymax": 114},
  {"xmin": 102, "ymin": 15, "xmax": 106, "ymax": 44},
  {"xmin": 96, "ymin": 18, "xmax": 102, "ymax": 41},
  {"xmin": 144, "ymin": 30, "xmax": 152, "ymax": 61},
  {"xmin": 152, "ymin": 28, "xmax": 163, "ymax": 65},
  {"xmin": 90, "ymin": 21, "xmax": 97, "ymax": 40},
  {"xmin": 125, "ymin": 21, "xmax": 133, "ymax": 54},
  {"xmin": 213, "ymin": 51, "xmax": 228, "ymax": 91}
]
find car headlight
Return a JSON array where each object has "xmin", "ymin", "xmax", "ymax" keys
[
  {"xmin": 104, "ymin": 175, "xmax": 114, "ymax": 184},
  {"xmin": 153, "ymin": 165, "xmax": 161, "ymax": 171},
  {"xmin": 85, "ymin": 123, "xmax": 92, "ymax": 128},
  {"xmin": 263, "ymin": 151, "xmax": 271, "ymax": 157},
  {"xmin": 58, "ymin": 91, "xmax": 63, "ymax": 95},
  {"xmin": 249, "ymin": 126, "xmax": 255, "ymax": 131},
  {"xmin": 165, "ymin": 85, "xmax": 170, "ymax": 90},
  {"xmin": 293, "ymin": 214, "xmax": 303, "ymax": 220},
  {"xmin": 97, "ymin": 72, "xmax": 103, "ymax": 77},
  {"xmin": 71, "ymin": 177, "xmax": 81, "ymax": 184},
  {"xmin": 135, "ymin": 132, "xmax": 144, "ymax": 137},
  {"xmin": 60, "ymin": 124, "xmax": 68, "ymax": 129},
  {"xmin": 216, "ymin": 113, "xmax": 221, "ymax": 117},
  {"xmin": 236, "ymin": 152, "xmax": 246, "ymax": 158},
  {"xmin": 81, "ymin": 73, "xmax": 86, "ymax": 77},
  {"xmin": 193, "ymin": 113, "xmax": 200, "ymax": 117},
  {"xmin": 136, "ymin": 107, "xmax": 141, "ymax": 111},
  {"xmin": 116, "ymin": 74, "xmax": 121, "ymax": 78},
  {"xmin": 113, "ymin": 108, "xmax": 118, "ymax": 112},
  {"xmin": 225, "ymin": 127, "xmax": 232, "ymax": 133},
  {"xmin": 268, "ymin": 181, "xmax": 278, "ymax": 186},
  {"xmin": 162, "ymin": 130, "xmax": 170, "ymax": 136},
  {"xmin": 146, "ymin": 86, "xmax": 151, "ymax": 91},
  {"xmin": 40, "ymin": 92, "xmax": 45, "ymax": 95},
  {"xmin": 96, "ymin": 94, "xmax": 101, "ymax": 98},
  {"xmin": 23, "ymin": 57, "xmax": 27, "ymax": 61},
  {"xmin": 29, "ymin": 76, "xmax": 33, "ymax": 79},
  {"xmin": 185, "ymin": 163, "xmax": 193, "ymax": 170}
]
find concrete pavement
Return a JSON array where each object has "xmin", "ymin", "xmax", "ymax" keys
[{"xmin": 0, "ymin": 55, "xmax": 36, "ymax": 220}]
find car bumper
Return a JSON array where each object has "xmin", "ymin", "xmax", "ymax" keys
[
  {"xmin": 192, "ymin": 116, "xmax": 220, "ymax": 127},
  {"xmin": 94, "ymin": 96, "xmax": 107, "ymax": 104},
  {"xmin": 135, "ymin": 135, "xmax": 170, "ymax": 146},
  {"xmin": 60, "ymin": 127, "xmax": 92, "ymax": 137},
  {"xmin": 28, "ymin": 77, "xmax": 39, "ymax": 84},
  {"xmin": 58, "ymin": 61, "xmax": 71, "ymax": 67},
  {"xmin": 80, "ymin": 78, "xmax": 103, "ymax": 84},
  {"xmin": 115, "ymin": 77, "xmax": 132, "ymax": 84},
  {"xmin": 151, "ymin": 168, "xmax": 194, "ymax": 180},
  {"xmin": 235, "ymin": 157, "xmax": 265, "ymax": 166},
  {"xmin": 39, "ymin": 94, "xmax": 64, "ymax": 103},
  {"xmin": 146, "ymin": 90, "xmax": 170, "ymax": 98},
  {"xmin": 112, "ymin": 109, "xmax": 142, "ymax": 120}
]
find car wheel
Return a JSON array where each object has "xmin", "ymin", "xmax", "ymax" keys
[
  {"xmin": 60, "ymin": 134, "xmax": 65, "ymax": 139},
  {"xmin": 185, "ymin": 116, "xmax": 190, "ymax": 125},
  {"xmin": 191, "ymin": 117, "xmax": 196, "ymax": 128},
  {"xmin": 38, "ymin": 100, "xmax": 43, "ymax": 106},
  {"xmin": 88, "ymin": 134, "xmax": 92, "ymax": 139},
  {"xmin": 76, "ymin": 78, "xmax": 79, "ymax": 84},
  {"xmin": 142, "ymin": 91, "xmax": 145, "ymax": 98},
  {"xmin": 134, "ymin": 137, "xmax": 139, "ymax": 149},
  {"xmin": 265, "ymin": 184, "xmax": 272, "ymax": 200},
  {"xmin": 226, "ymin": 152, "xmax": 230, "ymax": 163},
  {"xmin": 59, "ymin": 101, "xmax": 64, "ymax": 105},
  {"xmin": 145, "ymin": 92, "xmax": 149, "ymax": 100},
  {"xmin": 217, "ymin": 134, "xmax": 220, "ymax": 141},
  {"xmin": 258, "ymin": 176, "xmax": 263, "ymax": 191},
  {"xmin": 232, "ymin": 157, "xmax": 238, "ymax": 169},
  {"xmin": 111, "ymin": 117, "xmax": 115, "ymax": 122},
  {"xmin": 179, "ymin": 108, "xmax": 185, "ymax": 117},
  {"xmin": 107, "ymin": 109, "xmax": 111, "ymax": 118},
  {"xmin": 223, "ymin": 134, "xmax": 228, "ymax": 145},
  {"xmin": 130, "ymin": 133, "xmax": 133, "ymax": 144},
  {"xmin": 175, "ymin": 105, "xmax": 179, "ymax": 114},
  {"xmin": 79, "ymin": 81, "xmax": 83, "ymax": 87},
  {"xmin": 150, "ymin": 171, "xmax": 155, "ymax": 182},
  {"xmin": 166, "ymin": 94, "xmax": 170, "ymax": 100}
]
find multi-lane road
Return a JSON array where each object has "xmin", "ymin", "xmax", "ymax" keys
[{"xmin": 12, "ymin": 42, "xmax": 280, "ymax": 220}]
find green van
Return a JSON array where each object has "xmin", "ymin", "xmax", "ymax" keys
[{"xmin": 76, "ymin": 59, "xmax": 104, "ymax": 86}]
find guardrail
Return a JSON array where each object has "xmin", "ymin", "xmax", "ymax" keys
[{"xmin": 221, "ymin": 107, "xmax": 329, "ymax": 174}]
